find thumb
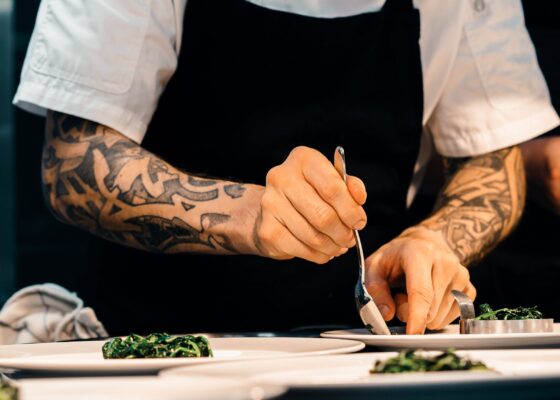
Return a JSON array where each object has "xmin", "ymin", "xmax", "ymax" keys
[{"xmin": 366, "ymin": 261, "xmax": 395, "ymax": 321}]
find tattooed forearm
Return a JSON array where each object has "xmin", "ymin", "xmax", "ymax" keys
[
  {"xmin": 419, "ymin": 146, "xmax": 526, "ymax": 266},
  {"xmin": 42, "ymin": 111, "xmax": 262, "ymax": 255}
]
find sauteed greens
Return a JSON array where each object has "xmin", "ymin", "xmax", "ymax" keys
[
  {"xmin": 370, "ymin": 349, "xmax": 488, "ymax": 374},
  {"xmin": 102, "ymin": 333, "xmax": 213, "ymax": 359},
  {"xmin": 0, "ymin": 376, "xmax": 18, "ymax": 400},
  {"xmin": 476, "ymin": 303, "xmax": 543, "ymax": 320}
]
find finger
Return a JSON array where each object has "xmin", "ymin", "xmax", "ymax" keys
[
  {"xmin": 395, "ymin": 293, "xmax": 409, "ymax": 323},
  {"xmin": 439, "ymin": 281, "xmax": 477, "ymax": 328},
  {"xmin": 301, "ymin": 155, "xmax": 367, "ymax": 230},
  {"xmin": 426, "ymin": 261, "xmax": 468, "ymax": 326},
  {"xmin": 284, "ymin": 181, "xmax": 355, "ymax": 248},
  {"xmin": 347, "ymin": 176, "xmax": 367, "ymax": 205},
  {"xmin": 365, "ymin": 257, "xmax": 396, "ymax": 321},
  {"xmin": 272, "ymin": 190, "xmax": 347, "ymax": 257},
  {"xmin": 428, "ymin": 277, "xmax": 474, "ymax": 330},
  {"xmin": 426, "ymin": 261, "xmax": 451, "ymax": 325},
  {"xmin": 439, "ymin": 303, "xmax": 460, "ymax": 328},
  {"xmin": 402, "ymin": 252, "xmax": 434, "ymax": 335},
  {"xmin": 260, "ymin": 214, "xmax": 333, "ymax": 264},
  {"xmin": 465, "ymin": 281, "xmax": 477, "ymax": 300}
]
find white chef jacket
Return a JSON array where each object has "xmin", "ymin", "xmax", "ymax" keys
[{"xmin": 13, "ymin": 0, "xmax": 560, "ymax": 202}]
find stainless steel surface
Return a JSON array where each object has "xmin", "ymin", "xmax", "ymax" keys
[
  {"xmin": 452, "ymin": 290, "xmax": 554, "ymax": 334},
  {"xmin": 451, "ymin": 289, "xmax": 476, "ymax": 320},
  {"xmin": 460, "ymin": 318, "xmax": 555, "ymax": 334},
  {"xmin": 333, "ymin": 147, "xmax": 390, "ymax": 336}
]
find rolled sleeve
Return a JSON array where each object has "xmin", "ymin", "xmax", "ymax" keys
[
  {"xmin": 428, "ymin": 0, "xmax": 560, "ymax": 158},
  {"xmin": 13, "ymin": 0, "xmax": 184, "ymax": 144}
]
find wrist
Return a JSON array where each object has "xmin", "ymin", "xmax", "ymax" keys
[{"xmin": 223, "ymin": 184, "xmax": 266, "ymax": 255}]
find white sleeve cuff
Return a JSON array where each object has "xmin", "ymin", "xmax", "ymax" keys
[
  {"xmin": 432, "ymin": 104, "xmax": 560, "ymax": 158},
  {"xmin": 13, "ymin": 80, "xmax": 148, "ymax": 144}
]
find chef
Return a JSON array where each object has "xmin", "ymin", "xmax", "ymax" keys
[{"xmin": 14, "ymin": 0, "xmax": 559, "ymax": 335}]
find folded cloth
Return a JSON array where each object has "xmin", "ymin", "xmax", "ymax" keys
[{"xmin": 0, "ymin": 283, "xmax": 108, "ymax": 344}]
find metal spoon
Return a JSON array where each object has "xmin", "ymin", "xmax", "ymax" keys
[{"xmin": 334, "ymin": 147, "xmax": 391, "ymax": 335}]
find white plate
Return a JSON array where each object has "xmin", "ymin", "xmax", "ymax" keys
[
  {"xmin": 162, "ymin": 349, "xmax": 560, "ymax": 389},
  {"xmin": 0, "ymin": 337, "xmax": 364, "ymax": 373},
  {"xmin": 321, "ymin": 324, "xmax": 560, "ymax": 349},
  {"xmin": 19, "ymin": 375, "xmax": 285, "ymax": 400}
]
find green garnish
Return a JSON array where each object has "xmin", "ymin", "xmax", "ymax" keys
[
  {"xmin": 0, "ymin": 376, "xmax": 18, "ymax": 400},
  {"xmin": 475, "ymin": 304, "xmax": 543, "ymax": 320},
  {"xmin": 102, "ymin": 333, "xmax": 213, "ymax": 359},
  {"xmin": 370, "ymin": 349, "xmax": 489, "ymax": 374}
]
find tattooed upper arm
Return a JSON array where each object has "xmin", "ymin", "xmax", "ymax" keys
[
  {"xmin": 422, "ymin": 146, "xmax": 526, "ymax": 266},
  {"xmin": 42, "ymin": 111, "xmax": 249, "ymax": 254}
]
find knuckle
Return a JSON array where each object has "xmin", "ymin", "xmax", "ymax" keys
[
  {"xmin": 458, "ymin": 266, "xmax": 470, "ymax": 283},
  {"xmin": 309, "ymin": 231, "xmax": 329, "ymax": 249},
  {"xmin": 403, "ymin": 239, "xmax": 433, "ymax": 257},
  {"xmin": 409, "ymin": 285, "xmax": 434, "ymax": 304},
  {"xmin": 289, "ymin": 146, "xmax": 310, "ymax": 160},
  {"xmin": 260, "ymin": 192, "xmax": 275, "ymax": 211},
  {"xmin": 471, "ymin": 287, "xmax": 478, "ymax": 300},
  {"xmin": 468, "ymin": 284, "xmax": 477, "ymax": 300},
  {"xmin": 258, "ymin": 224, "xmax": 277, "ymax": 245},
  {"xmin": 313, "ymin": 206, "xmax": 336, "ymax": 230},
  {"xmin": 319, "ymin": 180, "xmax": 342, "ymax": 202},
  {"xmin": 265, "ymin": 166, "xmax": 281, "ymax": 185},
  {"xmin": 419, "ymin": 240, "xmax": 435, "ymax": 253}
]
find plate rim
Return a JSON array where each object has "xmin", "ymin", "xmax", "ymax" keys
[
  {"xmin": 161, "ymin": 350, "xmax": 560, "ymax": 390},
  {"xmin": 0, "ymin": 337, "xmax": 365, "ymax": 373},
  {"xmin": 321, "ymin": 324, "xmax": 560, "ymax": 341}
]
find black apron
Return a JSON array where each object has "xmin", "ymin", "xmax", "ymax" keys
[{"xmin": 85, "ymin": 0, "xmax": 424, "ymax": 335}]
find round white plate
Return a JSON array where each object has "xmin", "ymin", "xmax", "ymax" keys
[
  {"xmin": 162, "ymin": 349, "xmax": 560, "ymax": 389},
  {"xmin": 321, "ymin": 324, "xmax": 560, "ymax": 349},
  {"xmin": 0, "ymin": 337, "xmax": 364, "ymax": 373},
  {"xmin": 19, "ymin": 375, "xmax": 285, "ymax": 400}
]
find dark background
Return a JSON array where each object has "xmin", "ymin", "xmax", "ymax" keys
[{"xmin": 5, "ymin": 0, "xmax": 560, "ymax": 318}]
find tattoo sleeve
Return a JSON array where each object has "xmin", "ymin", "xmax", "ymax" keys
[
  {"xmin": 42, "ymin": 111, "xmax": 262, "ymax": 255},
  {"xmin": 419, "ymin": 146, "xmax": 526, "ymax": 266}
]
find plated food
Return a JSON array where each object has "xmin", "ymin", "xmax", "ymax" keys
[
  {"xmin": 370, "ymin": 349, "xmax": 488, "ymax": 374},
  {"xmin": 102, "ymin": 333, "xmax": 213, "ymax": 359},
  {"xmin": 459, "ymin": 303, "xmax": 553, "ymax": 335},
  {"xmin": 476, "ymin": 304, "xmax": 544, "ymax": 321}
]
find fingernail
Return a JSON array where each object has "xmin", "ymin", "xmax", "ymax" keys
[
  {"xmin": 353, "ymin": 219, "xmax": 366, "ymax": 230},
  {"xmin": 379, "ymin": 304, "xmax": 390, "ymax": 319}
]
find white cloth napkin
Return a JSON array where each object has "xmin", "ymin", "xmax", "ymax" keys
[{"xmin": 0, "ymin": 283, "xmax": 108, "ymax": 344}]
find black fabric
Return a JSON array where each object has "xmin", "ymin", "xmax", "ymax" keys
[{"xmin": 86, "ymin": 0, "xmax": 424, "ymax": 335}]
